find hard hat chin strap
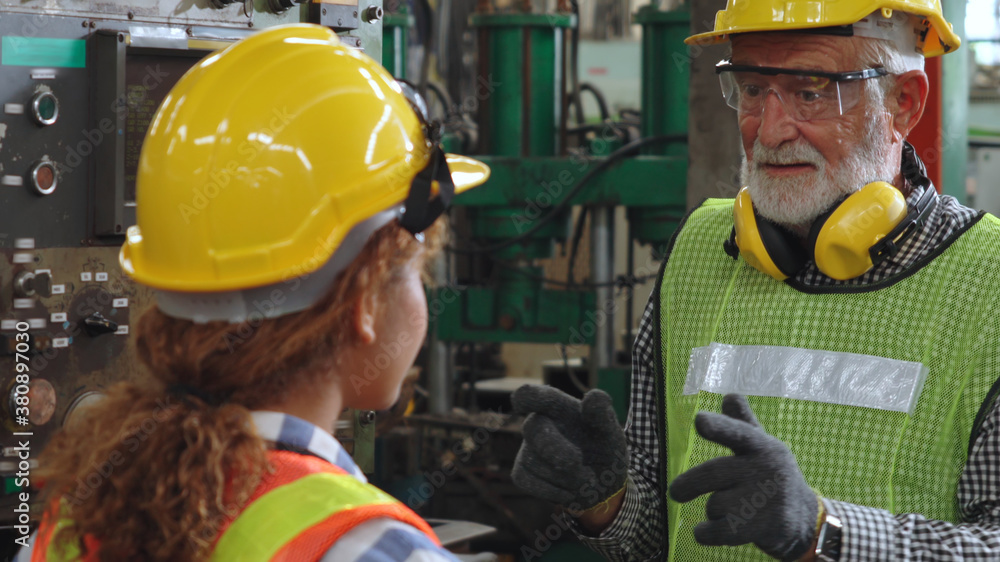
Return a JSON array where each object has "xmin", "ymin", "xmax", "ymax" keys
[{"xmin": 399, "ymin": 145, "xmax": 455, "ymax": 237}]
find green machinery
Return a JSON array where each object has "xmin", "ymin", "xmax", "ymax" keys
[{"xmin": 383, "ymin": 1, "xmax": 691, "ymax": 407}]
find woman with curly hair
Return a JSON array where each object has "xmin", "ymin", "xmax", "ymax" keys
[{"xmin": 22, "ymin": 23, "xmax": 490, "ymax": 562}]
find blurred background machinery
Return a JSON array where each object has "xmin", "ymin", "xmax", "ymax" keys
[{"xmin": 371, "ymin": 0, "xmax": 690, "ymax": 560}]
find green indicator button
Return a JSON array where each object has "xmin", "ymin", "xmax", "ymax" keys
[
  {"xmin": 31, "ymin": 91, "xmax": 59, "ymax": 126},
  {"xmin": 38, "ymin": 96, "xmax": 55, "ymax": 119}
]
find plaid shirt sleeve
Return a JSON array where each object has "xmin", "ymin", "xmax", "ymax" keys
[
  {"xmin": 567, "ymin": 291, "xmax": 666, "ymax": 561},
  {"xmin": 823, "ymin": 392, "xmax": 1000, "ymax": 561}
]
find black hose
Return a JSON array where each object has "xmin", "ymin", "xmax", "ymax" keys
[{"xmin": 579, "ymin": 82, "xmax": 611, "ymax": 121}]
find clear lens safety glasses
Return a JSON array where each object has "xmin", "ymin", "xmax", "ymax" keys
[{"xmin": 716, "ymin": 59, "xmax": 889, "ymax": 121}]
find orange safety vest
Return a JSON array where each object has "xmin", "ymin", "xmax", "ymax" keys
[{"xmin": 32, "ymin": 449, "xmax": 440, "ymax": 561}]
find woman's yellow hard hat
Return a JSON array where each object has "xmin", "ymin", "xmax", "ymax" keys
[
  {"xmin": 120, "ymin": 24, "xmax": 490, "ymax": 294},
  {"xmin": 686, "ymin": 0, "xmax": 960, "ymax": 57}
]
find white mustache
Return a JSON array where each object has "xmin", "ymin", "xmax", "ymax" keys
[{"xmin": 753, "ymin": 141, "xmax": 824, "ymax": 168}]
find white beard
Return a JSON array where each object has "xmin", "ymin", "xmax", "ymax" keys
[{"xmin": 741, "ymin": 110, "xmax": 898, "ymax": 234}]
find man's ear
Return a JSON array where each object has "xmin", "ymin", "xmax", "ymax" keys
[
  {"xmin": 353, "ymin": 292, "xmax": 377, "ymax": 345},
  {"xmin": 890, "ymin": 70, "xmax": 930, "ymax": 141}
]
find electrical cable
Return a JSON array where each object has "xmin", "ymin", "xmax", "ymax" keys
[
  {"xmin": 560, "ymin": 343, "xmax": 590, "ymax": 394},
  {"xmin": 425, "ymin": 81, "xmax": 455, "ymax": 119},
  {"xmin": 446, "ymin": 133, "xmax": 687, "ymax": 256},
  {"xmin": 579, "ymin": 82, "xmax": 611, "ymax": 121},
  {"xmin": 484, "ymin": 259, "xmax": 659, "ymax": 290}
]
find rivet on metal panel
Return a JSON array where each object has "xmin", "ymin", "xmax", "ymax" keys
[{"xmin": 127, "ymin": 11, "xmax": 134, "ymax": 19}]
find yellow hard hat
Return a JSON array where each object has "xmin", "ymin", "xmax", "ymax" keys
[
  {"xmin": 686, "ymin": 0, "xmax": 960, "ymax": 57},
  {"xmin": 120, "ymin": 24, "xmax": 490, "ymax": 295}
]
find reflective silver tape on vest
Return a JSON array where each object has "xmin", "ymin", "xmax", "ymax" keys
[{"xmin": 684, "ymin": 343, "xmax": 929, "ymax": 415}]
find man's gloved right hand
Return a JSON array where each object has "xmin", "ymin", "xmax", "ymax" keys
[{"xmin": 511, "ymin": 384, "xmax": 629, "ymax": 511}]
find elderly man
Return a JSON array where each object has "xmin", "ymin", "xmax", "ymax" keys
[{"xmin": 512, "ymin": 1, "xmax": 1000, "ymax": 561}]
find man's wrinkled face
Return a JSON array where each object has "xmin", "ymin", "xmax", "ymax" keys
[{"xmin": 732, "ymin": 34, "xmax": 898, "ymax": 233}]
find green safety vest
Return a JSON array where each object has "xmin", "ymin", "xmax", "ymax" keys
[{"xmin": 657, "ymin": 199, "xmax": 1000, "ymax": 561}]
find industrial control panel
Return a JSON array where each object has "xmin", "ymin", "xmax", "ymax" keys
[{"xmin": 0, "ymin": 1, "xmax": 382, "ymax": 539}]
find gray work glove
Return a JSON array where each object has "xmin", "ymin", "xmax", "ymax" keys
[
  {"xmin": 668, "ymin": 394, "xmax": 819, "ymax": 561},
  {"xmin": 511, "ymin": 385, "xmax": 629, "ymax": 511}
]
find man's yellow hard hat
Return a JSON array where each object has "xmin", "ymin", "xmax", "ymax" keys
[
  {"xmin": 686, "ymin": 0, "xmax": 960, "ymax": 57},
  {"xmin": 120, "ymin": 24, "xmax": 490, "ymax": 294}
]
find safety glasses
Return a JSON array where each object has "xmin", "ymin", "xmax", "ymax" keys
[{"xmin": 715, "ymin": 59, "xmax": 889, "ymax": 121}]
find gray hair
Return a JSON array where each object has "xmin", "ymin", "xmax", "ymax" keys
[{"xmin": 855, "ymin": 36, "xmax": 925, "ymax": 105}]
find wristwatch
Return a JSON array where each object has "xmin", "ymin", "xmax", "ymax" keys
[{"xmin": 814, "ymin": 511, "xmax": 843, "ymax": 561}]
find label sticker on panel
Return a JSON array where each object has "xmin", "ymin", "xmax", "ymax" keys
[
  {"xmin": 52, "ymin": 338, "xmax": 69, "ymax": 348},
  {"xmin": 50, "ymin": 312, "xmax": 67, "ymax": 323},
  {"xmin": 12, "ymin": 253, "xmax": 33, "ymax": 264},
  {"xmin": 80, "ymin": 272, "xmax": 92, "ymax": 282},
  {"xmin": 28, "ymin": 318, "xmax": 45, "ymax": 329},
  {"xmin": 14, "ymin": 238, "xmax": 34, "ymax": 249},
  {"xmin": 52, "ymin": 284, "xmax": 65, "ymax": 295},
  {"xmin": 13, "ymin": 299, "xmax": 33, "ymax": 309},
  {"xmin": 95, "ymin": 272, "xmax": 108, "ymax": 282},
  {"xmin": 115, "ymin": 325, "xmax": 129, "ymax": 335},
  {"xmin": 1, "ymin": 320, "xmax": 17, "ymax": 330}
]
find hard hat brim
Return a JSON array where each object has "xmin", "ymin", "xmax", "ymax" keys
[{"xmin": 446, "ymin": 153, "xmax": 491, "ymax": 194}]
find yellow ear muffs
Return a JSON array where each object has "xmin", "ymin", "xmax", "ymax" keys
[
  {"xmin": 730, "ymin": 182, "xmax": 937, "ymax": 282},
  {"xmin": 732, "ymin": 187, "xmax": 810, "ymax": 281},
  {"xmin": 807, "ymin": 182, "xmax": 908, "ymax": 281}
]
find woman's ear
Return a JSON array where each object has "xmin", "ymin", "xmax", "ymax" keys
[
  {"xmin": 353, "ymin": 292, "xmax": 377, "ymax": 345},
  {"xmin": 890, "ymin": 70, "xmax": 929, "ymax": 141}
]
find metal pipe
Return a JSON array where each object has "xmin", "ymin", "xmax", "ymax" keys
[{"xmin": 590, "ymin": 205, "xmax": 615, "ymax": 387}]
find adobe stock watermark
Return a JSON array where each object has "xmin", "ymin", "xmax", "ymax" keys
[
  {"xmin": 519, "ymin": 453, "xmax": 631, "ymax": 561},
  {"xmin": 348, "ymin": 286, "xmax": 461, "ymax": 394},
  {"xmin": 724, "ymin": 473, "xmax": 792, "ymax": 533},
  {"xmin": 403, "ymin": 410, "xmax": 506, "ymax": 509},
  {"xmin": 65, "ymin": 396, "xmax": 175, "ymax": 505},
  {"xmin": 557, "ymin": 251, "xmax": 664, "ymax": 355},
  {"xmin": 176, "ymin": 107, "xmax": 295, "ymax": 224},
  {"xmin": 54, "ymin": 64, "xmax": 174, "ymax": 177},
  {"xmin": 511, "ymin": 122, "xmax": 627, "ymax": 235}
]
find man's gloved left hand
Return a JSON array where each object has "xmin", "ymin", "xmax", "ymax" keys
[{"xmin": 668, "ymin": 394, "xmax": 819, "ymax": 561}]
